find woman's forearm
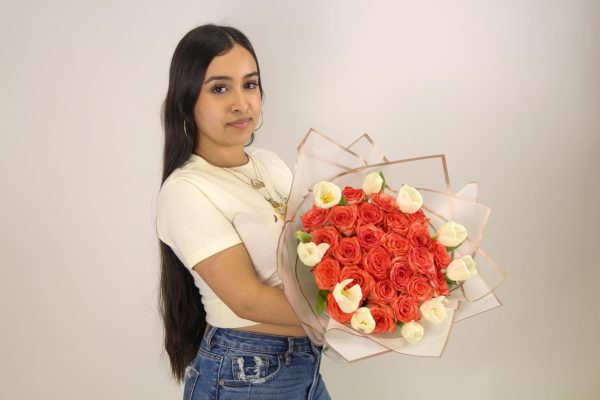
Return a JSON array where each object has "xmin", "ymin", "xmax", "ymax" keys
[{"xmin": 235, "ymin": 284, "xmax": 302, "ymax": 327}]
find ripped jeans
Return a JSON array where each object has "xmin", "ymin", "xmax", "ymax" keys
[{"xmin": 183, "ymin": 325, "xmax": 331, "ymax": 400}]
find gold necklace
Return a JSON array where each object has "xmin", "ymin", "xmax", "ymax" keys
[{"xmin": 219, "ymin": 154, "xmax": 287, "ymax": 221}]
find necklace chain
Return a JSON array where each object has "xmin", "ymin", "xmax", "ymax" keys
[{"xmin": 209, "ymin": 153, "xmax": 287, "ymax": 220}]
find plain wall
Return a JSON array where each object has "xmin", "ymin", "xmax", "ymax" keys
[{"xmin": 1, "ymin": 0, "xmax": 598, "ymax": 399}]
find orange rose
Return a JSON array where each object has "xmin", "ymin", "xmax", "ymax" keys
[
  {"xmin": 362, "ymin": 246, "xmax": 392, "ymax": 281},
  {"xmin": 405, "ymin": 275, "xmax": 434, "ymax": 302},
  {"xmin": 370, "ymin": 192, "xmax": 397, "ymax": 212},
  {"xmin": 391, "ymin": 295, "xmax": 421, "ymax": 323},
  {"xmin": 333, "ymin": 236, "xmax": 362, "ymax": 265},
  {"xmin": 326, "ymin": 292, "xmax": 353, "ymax": 324},
  {"xmin": 312, "ymin": 257, "xmax": 341, "ymax": 290},
  {"xmin": 432, "ymin": 271, "xmax": 449, "ymax": 296},
  {"xmin": 384, "ymin": 232, "xmax": 410, "ymax": 257},
  {"xmin": 330, "ymin": 204, "xmax": 358, "ymax": 236},
  {"xmin": 339, "ymin": 265, "xmax": 374, "ymax": 301},
  {"xmin": 408, "ymin": 224, "xmax": 432, "ymax": 249},
  {"xmin": 357, "ymin": 202, "xmax": 384, "ymax": 226},
  {"xmin": 311, "ymin": 226, "xmax": 340, "ymax": 257},
  {"xmin": 408, "ymin": 209, "xmax": 429, "ymax": 226},
  {"xmin": 389, "ymin": 258, "xmax": 412, "ymax": 292},
  {"xmin": 408, "ymin": 246, "xmax": 435, "ymax": 275},
  {"xmin": 432, "ymin": 240, "xmax": 451, "ymax": 269},
  {"xmin": 385, "ymin": 210, "xmax": 411, "ymax": 236},
  {"xmin": 367, "ymin": 279, "xmax": 397, "ymax": 304},
  {"xmin": 356, "ymin": 224, "xmax": 385, "ymax": 250},
  {"xmin": 367, "ymin": 303, "xmax": 396, "ymax": 333},
  {"xmin": 301, "ymin": 205, "xmax": 331, "ymax": 230},
  {"xmin": 342, "ymin": 186, "xmax": 365, "ymax": 205}
]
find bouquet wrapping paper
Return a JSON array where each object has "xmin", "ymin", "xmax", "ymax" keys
[{"xmin": 277, "ymin": 129, "xmax": 507, "ymax": 362}]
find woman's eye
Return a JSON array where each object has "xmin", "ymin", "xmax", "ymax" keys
[
  {"xmin": 212, "ymin": 85, "xmax": 227, "ymax": 94},
  {"xmin": 245, "ymin": 81, "xmax": 259, "ymax": 89}
]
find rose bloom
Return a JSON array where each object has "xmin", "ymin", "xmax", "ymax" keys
[
  {"xmin": 339, "ymin": 265, "xmax": 374, "ymax": 301},
  {"xmin": 357, "ymin": 202, "xmax": 384, "ymax": 226},
  {"xmin": 367, "ymin": 279, "xmax": 397, "ymax": 304},
  {"xmin": 311, "ymin": 226, "xmax": 340, "ymax": 257},
  {"xmin": 362, "ymin": 246, "xmax": 392, "ymax": 281},
  {"xmin": 389, "ymin": 258, "xmax": 412, "ymax": 292},
  {"xmin": 367, "ymin": 303, "xmax": 397, "ymax": 333},
  {"xmin": 312, "ymin": 257, "xmax": 341, "ymax": 290},
  {"xmin": 333, "ymin": 236, "xmax": 362, "ymax": 265},
  {"xmin": 370, "ymin": 192, "xmax": 397, "ymax": 212},
  {"xmin": 432, "ymin": 270, "xmax": 450, "ymax": 296},
  {"xmin": 384, "ymin": 232, "xmax": 410, "ymax": 257},
  {"xmin": 431, "ymin": 240, "xmax": 452, "ymax": 269},
  {"xmin": 408, "ymin": 209, "xmax": 429, "ymax": 226},
  {"xmin": 408, "ymin": 224, "xmax": 432, "ymax": 249},
  {"xmin": 300, "ymin": 205, "xmax": 331, "ymax": 230},
  {"xmin": 356, "ymin": 224, "xmax": 385, "ymax": 250},
  {"xmin": 406, "ymin": 275, "xmax": 434, "ymax": 303},
  {"xmin": 330, "ymin": 204, "xmax": 358, "ymax": 236},
  {"xmin": 408, "ymin": 246, "xmax": 436, "ymax": 275},
  {"xmin": 326, "ymin": 292, "xmax": 353, "ymax": 324},
  {"xmin": 385, "ymin": 210, "xmax": 411, "ymax": 236},
  {"xmin": 391, "ymin": 295, "xmax": 421, "ymax": 323},
  {"xmin": 342, "ymin": 186, "xmax": 365, "ymax": 205}
]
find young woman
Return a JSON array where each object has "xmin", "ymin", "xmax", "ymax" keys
[{"xmin": 156, "ymin": 24, "xmax": 331, "ymax": 399}]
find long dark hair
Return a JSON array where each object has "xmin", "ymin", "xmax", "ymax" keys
[{"xmin": 159, "ymin": 24, "xmax": 263, "ymax": 382}]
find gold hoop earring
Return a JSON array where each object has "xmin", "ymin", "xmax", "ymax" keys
[
  {"xmin": 254, "ymin": 111, "xmax": 263, "ymax": 132},
  {"xmin": 183, "ymin": 120, "xmax": 192, "ymax": 138}
]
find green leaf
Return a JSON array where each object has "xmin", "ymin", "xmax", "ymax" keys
[
  {"xmin": 378, "ymin": 171, "xmax": 386, "ymax": 191},
  {"xmin": 444, "ymin": 274, "xmax": 457, "ymax": 286},
  {"xmin": 295, "ymin": 231, "xmax": 312, "ymax": 243},
  {"xmin": 338, "ymin": 195, "xmax": 347, "ymax": 206},
  {"xmin": 316, "ymin": 290, "xmax": 329, "ymax": 315},
  {"xmin": 396, "ymin": 321, "xmax": 404, "ymax": 328}
]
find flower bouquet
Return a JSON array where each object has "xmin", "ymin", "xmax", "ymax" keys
[{"xmin": 277, "ymin": 129, "xmax": 507, "ymax": 362}]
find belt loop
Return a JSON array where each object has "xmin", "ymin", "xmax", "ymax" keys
[
  {"xmin": 284, "ymin": 337, "xmax": 294, "ymax": 365},
  {"xmin": 204, "ymin": 324, "xmax": 217, "ymax": 351}
]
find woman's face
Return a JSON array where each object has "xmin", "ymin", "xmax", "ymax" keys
[{"xmin": 193, "ymin": 43, "xmax": 262, "ymax": 151}]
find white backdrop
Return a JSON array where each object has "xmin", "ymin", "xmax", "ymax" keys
[{"xmin": 1, "ymin": 0, "xmax": 599, "ymax": 399}]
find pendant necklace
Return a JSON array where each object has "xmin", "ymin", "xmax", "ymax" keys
[{"xmin": 210, "ymin": 153, "xmax": 287, "ymax": 220}]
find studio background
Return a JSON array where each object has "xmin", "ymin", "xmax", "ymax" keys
[{"xmin": 1, "ymin": 0, "xmax": 598, "ymax": 399}]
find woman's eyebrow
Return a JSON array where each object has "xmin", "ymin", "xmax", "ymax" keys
[{"xmin": 204, "ymin": 72, "xmax": 258, "ymax": 84}]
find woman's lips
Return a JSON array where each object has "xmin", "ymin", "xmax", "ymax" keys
[{"xmin": 228, "ymin": 118, "xmax": 251, "ymax": 129}]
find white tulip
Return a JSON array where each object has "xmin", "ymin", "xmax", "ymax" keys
[
  {"xmin": 396, "ymin": 184, "xmax": 423, "ymax": 214},
  {"xmin": 332, "ymin": 278, "xmax": 362, "ymax": 313},
  {"xmin": 401, "ymin": 321, "xmax": 424, "ymax": 344},
  {"xmin": 297, "ymin": 242, "xmax": 330, "ymax": 267},
  {"xmin": 446, "ymin": 255, "xmax": 477, "ymax": 281},
  {"xmin": 436, "ymin": 221, "xmax": 468, "ymax": 247},
  {"xmin": 351, "ymin": 307, "xmax": 376, "ymax": 334},
  {"xmin": 419, "ymin": 296, "xmax": 448, "ymax": 325},
  {"xmin": 313, "ymin": 181, "xmax": 342, "ymax": 209},
  {"xmin": 362, "ymin": 172, "xmax": 384, "ymax": 195}
]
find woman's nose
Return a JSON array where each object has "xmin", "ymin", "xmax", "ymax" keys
[{"xmin": 230, "ymin": 88, "xmax": 249, "ymax": 113}]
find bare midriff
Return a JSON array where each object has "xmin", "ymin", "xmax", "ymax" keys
[{"xmin": 234, "ymin": 323, "xmax": 307, "ymax": 337}]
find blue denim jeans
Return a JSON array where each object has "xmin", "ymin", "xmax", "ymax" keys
[{"xmin": 183, "ymin": 325, "xmax": 331, "ymax": 400}]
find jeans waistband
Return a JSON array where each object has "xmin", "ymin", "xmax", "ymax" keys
[{"xmin": 204, "ymin": 325, "xmax": 315, "ymax": 355}]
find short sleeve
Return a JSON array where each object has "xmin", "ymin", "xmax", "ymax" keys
[{"xmin": 156, "ymin": 178, "xmax": 242, "ymax": 269}]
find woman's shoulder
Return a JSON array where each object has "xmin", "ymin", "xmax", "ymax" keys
[
  {"xmin": 247, "ymin": 146, "xmax": 277, "ymax": 160},
  {"xmin": 247, "ymin": 147, "xmax": 288, "ymax": 169}
]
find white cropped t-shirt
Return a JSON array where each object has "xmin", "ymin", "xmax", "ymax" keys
[{"xmin": 156, "ymin": 147, "xmax": 292, "ymax": 328}]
